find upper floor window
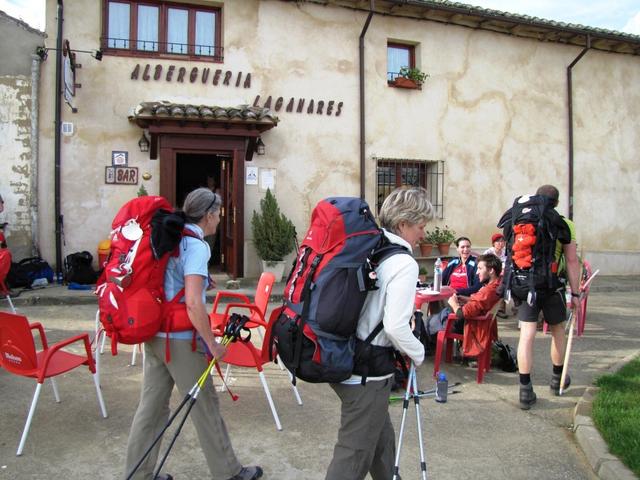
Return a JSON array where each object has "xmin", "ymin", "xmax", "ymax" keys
[
  {"xmin": 102, "ymin": 1, "xmax": 222, "ymax": 61},
  {"xmin": 387, "ymin": 43, "xmax": 415, "ymax": 82}
]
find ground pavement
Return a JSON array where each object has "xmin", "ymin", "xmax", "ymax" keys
[{"xmin": 0, "ymin": 279, "xmax": 638, "ymax": 479}]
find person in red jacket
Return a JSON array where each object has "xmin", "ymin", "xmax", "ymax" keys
[{"xmin": 426, "ymin": 253, "xmax": 502, "ymax": 337}]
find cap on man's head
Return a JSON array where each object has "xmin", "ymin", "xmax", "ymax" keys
[{"xmin": 491, "ymin": 233, "xmax": 504, "ymax": 243}]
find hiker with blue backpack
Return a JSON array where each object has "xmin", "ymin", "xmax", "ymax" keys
[
  {"xmin": 123, "ymin": 188, "xmax": 262, "ymax": 480},
  {"xmin": 324, "ymin": 187, "xmax": 433, "ymax": 480},
  {"xmin": 497, "ymin": 184, "xmax": 581, "ymax": 410}
]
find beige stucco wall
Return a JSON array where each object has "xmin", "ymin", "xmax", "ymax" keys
[{"xmin": 39, "ymin": 0, "xmax": 640, "ymax": 276}]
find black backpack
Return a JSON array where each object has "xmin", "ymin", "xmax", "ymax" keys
[
  {"xmin": 269, "ymin": 197, "xmax": 410, "ymax": 385},
  {"xmin": 64, "ymin": 251, "xmax": 99, "ymax": 285},
  {"xmin": 497, "ymin": 194, "xmax": 566, "ymax": 305},
  {"xmin": 491, "ymin": 340, "xmax": 518, "ymax": 372},
  {"xmin": 7, "ymin": 257, "xmax": 54, "ymax": 288}
]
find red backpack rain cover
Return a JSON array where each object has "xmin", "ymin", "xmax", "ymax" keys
[{"xmin": 96, "ymin": 196, "xmax": 174, "ymax": 354}]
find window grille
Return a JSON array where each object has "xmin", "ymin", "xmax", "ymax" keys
[{"xmin": 375, "ymin": 158, "xmax": 444, "ymax": 219}]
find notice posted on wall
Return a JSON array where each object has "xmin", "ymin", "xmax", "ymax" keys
[
  {"xmin": 260, "ymin": 168, "xmax": 275, "ymax": 191},
  {"xmin": 246, "ymin": 166, "xmax": 258, "ymax": 185}
]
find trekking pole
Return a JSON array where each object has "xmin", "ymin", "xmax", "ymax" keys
[
  {"xmin": 392, "ymin": 363, "xmax": 427, "ymax": 480},
  {"xmin": 125, "ymin": 313, "xmax": 251, "ymax": 480},
  {"xmin": 559, "ymin": 269, "xmax": 599, "ymax": 396}
]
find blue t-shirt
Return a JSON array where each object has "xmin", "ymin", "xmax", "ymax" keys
[{"xmin": 160, "ymin": 223, "xmax": 210, "ymax": 339}]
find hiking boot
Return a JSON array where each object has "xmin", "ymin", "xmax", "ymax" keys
[
  {"xmin": 519, "ymin": 382, "xmax": 537, "ymax": 410},
  {"xmin": 227, "ymin": 466, "xmax": 263, "ymax": 480},
  {"xmin": 550, "ymin": 373, "xmax": 571, "ymax": 395}
]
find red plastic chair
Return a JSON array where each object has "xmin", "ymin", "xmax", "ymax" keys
[
  {"xmin": 0, "ymin": 249, "xmax": 16, "ymax": 313},
  {"xmin": 215, "ymin": 305, "xmax": 301, "ymax": 431},
  {"xmin": 0, "ymin": 311, "xmax": 108, "ymax": 455},
  {"xmin": 433, "ymin": 310, "xmax": 498, "ymax": 384},
  {"xmin": 210, "ymin": 272, "xmax": 276, "ymax": 335}
]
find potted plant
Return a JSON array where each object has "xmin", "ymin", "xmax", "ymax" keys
[
  {"xmin": 431, "ymin": 225, "xmax": 456, "ymax": 256},
  {"xmin": 392, "ymin": 66, "xmax": 429, "ymax": 89},
  {"xmin": 419, "ymin": 230, "xmax": 434, "ymax": 257},
  {"xmin": 251, "ymin": 188, "xmax": 296, "ymax": 281},
  {"xmin": 418, "ymin": 266, "xmax": 428, "ymax": 284}
]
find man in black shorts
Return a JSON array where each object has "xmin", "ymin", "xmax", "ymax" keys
[{"xmin": 516, "ymin": 185, "xmax": 581, "ymax": 410}]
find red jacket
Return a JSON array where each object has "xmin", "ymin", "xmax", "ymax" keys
[{"xmin": 460, "ymin": 279, "xmax": 500, "ymax": 357}]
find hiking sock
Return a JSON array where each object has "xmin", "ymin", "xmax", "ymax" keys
[
  {"xmin": 519, "ymin": 373, "xmax": 531, "ymax": 386},
  {"xmin": 552, "ymin": 364, "xmax": 563, "ymax": 375}
]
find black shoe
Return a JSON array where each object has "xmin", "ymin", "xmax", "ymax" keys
[
  {"xmin": 155, "ymin": 475, "xmax": 173, "ymax": 480},
  {"xmin": 550, "ymin": 373, "xmax": 571, "ymax": 395},
  {"xmin": 519, "ymin": 382, "xmax": 537, "ymax": 410},
  {"xmin": 227, "ymin": 466, "xmax": 263, "ymax": 480}
]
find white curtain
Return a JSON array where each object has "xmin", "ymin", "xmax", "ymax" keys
[
  {"xmin": 137, "ymin": 5, "xmax": 159, "ymax": 51},
  {"xmin": 195, "ymin": 11, "xmax": 216, "ymax": 56},
  {"xmin": 167, "ymin": 8, "xmax": 188, "ymax": 54},
  {"xmin": 108, "ymin": 2, "xmax": 130, "ymax": 49},
  {"xmin": 387, "ymin": 47, "xmax": 410, "ymax": 80}
]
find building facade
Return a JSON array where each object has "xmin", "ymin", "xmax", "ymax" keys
[
  {"xmin": 0, "ymin": 11, "xmax": 45, "ymax": 260},
  {"xmin": 34, "ymin": 0, "xmax": 640, "ymax": 277}
]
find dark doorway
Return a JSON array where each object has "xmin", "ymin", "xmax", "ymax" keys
[{"xmin": 175, "ymin": 153, "xmax": 227, "ymax": 269}]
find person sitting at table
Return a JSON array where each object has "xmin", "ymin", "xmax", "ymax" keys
[
  {"xmin": 426, "ymin": 253, "xmax": 502, "ymax": 337},
  {"xmin": 484, "ymin": 232, "xmax": 507, "ymax": 268},
  {"xmin": 442, "ymin": 236, "xmax": 481, "ymax": 295}
]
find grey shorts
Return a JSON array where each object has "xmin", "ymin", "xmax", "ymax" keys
[{"xmin": 517, "ymin": 289, "xmax": 567, "ymax": 325}]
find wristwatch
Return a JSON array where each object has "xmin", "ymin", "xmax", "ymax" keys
[{"xmin": 571, "ymin": 292, "xmax": 580, "ymax": 298}]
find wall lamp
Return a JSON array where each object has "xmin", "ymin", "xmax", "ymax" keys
[
  {"xmin": 255, "ymin": 137, "xmax": 266, "ymax": 155},
  {"xmin": 36, "ymin": 46, "xmax": 103, "ymax": 61},
  {"xmin": 138, "ymin": 132, "xmax": 150, "ymax": 152}
]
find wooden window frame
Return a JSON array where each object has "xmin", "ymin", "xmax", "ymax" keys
[
  {"xmin": 387, "ymin": 42, "xmax": 415, "ymax": 84},
  {"xmin": 101, "ymin": 0, "xmax": 223, "ymax": 62},
  {"xmin": 375, "ymin": 158, "xmax": 445, "ymax": 219}
]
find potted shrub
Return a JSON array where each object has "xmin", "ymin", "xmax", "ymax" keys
[
  {"xmin": 251, "ymin": 188, "xmax": 296, "ymax": 281},
  {"xmin": 392, "ymin": 66, "xmax": 429, "ymax": 89},
  {"xmin": 431, "ymin": 225, "xmax": 456, "ymax": 256},
  {"xmin": 418, "ymin": 266, "xmax": 428, "ymax": 284},
  {"xmin": 419, "ymin": 230, "xmax": 434, "ymax": 256}
]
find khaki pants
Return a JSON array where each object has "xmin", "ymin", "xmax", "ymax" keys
[
  {"xmin": 124, "ymin": 337, "xmax": 242, "ymax": 480},
  {"xmin": 325, "ymin": 379, "xmax": 395, "ymax": 480}
]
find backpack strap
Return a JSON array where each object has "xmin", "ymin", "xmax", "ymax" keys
[{"xmin": 354, "ymin": 320, "xmax": 386, "ymax": 386}]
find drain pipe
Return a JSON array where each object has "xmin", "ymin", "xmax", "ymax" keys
[
  {"xmin": 54, "ymin": 0, "xmax": 64, "ymax": 275},
  {"xmin": 359, "ymin": 0, "xmax": 374, "ymax": 199},
  {"xmin": 567, "ymin": 35, "xmax": 590, "ymax": 220},
  {"xmin": 30, "ymin": 53, "xmax": 42, "ymax": 257}
]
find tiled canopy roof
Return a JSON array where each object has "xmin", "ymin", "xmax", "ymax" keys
[{"xmin": 129, "ymin": 102, "xmax": 279, "ymax": 125}]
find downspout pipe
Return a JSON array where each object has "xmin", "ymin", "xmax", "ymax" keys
[
  {"xmin": 30, "ymin": 53, "xmax": 42, "ymax": 257},
  {"xmin": 54, "ymin": 0, "xmax": 64, "ymax": 276},
  {"xmin": 567, "ymin": 35, "xmax": 590, "ymax": 220},
  {"xmin": 359, "ymin": 0, "xmax": 374, "ymax": 200}
]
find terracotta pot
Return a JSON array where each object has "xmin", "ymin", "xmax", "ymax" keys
[
  {"xmin": 437, "ymin": 243, "xmax": 451, "ymax": 256},
  {"xmin": 392, "ymin": 76, "xmax": 420, "ymax": 89},
  {"xmin": 419, "ymin": 243, "xmax": 433, "ymax": 256}
]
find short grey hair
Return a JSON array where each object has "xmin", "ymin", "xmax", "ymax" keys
[
  {"xmin": 378, "ymin": 186, "xmax": 434, "ymax": 234},
  {"xmin": 182, "ymin": 187, "xmax": 222, "ymax": 223}
]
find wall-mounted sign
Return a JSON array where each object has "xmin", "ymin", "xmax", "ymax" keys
[
  {"xmin": 246, "ymin": 166, "xmax": 258, "ymax": 185},
  {"xmin": 130, "ymin": 64, "xmax": 251, "ymax": 88},
  {"xmin": 112, "ymin": 151, "xmax": 128, "ymax": 166},
  {"xmin": 105, "ymin": 166, "xmax": 139, "ymax": 185},
  {"xmin": 260, "ymin": 168, "xmax": 275, "ymax": 191}
]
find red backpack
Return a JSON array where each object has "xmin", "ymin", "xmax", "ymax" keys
[{"xmin": 96, "ymin": 196, "xmax": 194, "ymax": 356}]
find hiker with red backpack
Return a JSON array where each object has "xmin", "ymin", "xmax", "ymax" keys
[
  {"xmin": 498, "ymin": 185, "xmax": 581, "ymax": 410},
  {"xmin": 123, "ymin": 188, "xmax": 262, "ymax": 480},
  {"xmin": 324, "ymin": 187, "xmax": 433, "ymax": 480}
]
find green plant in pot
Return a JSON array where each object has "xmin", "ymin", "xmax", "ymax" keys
[
  {"xmin": 419, "ymin": 230, "xmax": 434, "ymax": 256},
  {"xmin": 251, "ymin": 188, "xmax": 296, "ymax": 280},
  {"xmin": 418, "ymin": 266, "xmax": 428, "ymax": 283},
  {"xmin": 431, "ymin": 225, "xmax": 456, "ymax": 256},
  {"xmin": 395, "ymin": 66, "xmax": 429, "ymax": 89}
]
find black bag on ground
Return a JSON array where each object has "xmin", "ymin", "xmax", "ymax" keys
[
  {"xmin": 64, "ymin": 251, "xmax": 99, "ymax": 284},
  {"xmin": 7, "ymin": 257, "xmax": 54, "ymax": 288},
  {"xmin": 491, "ymin": 340, "xmax": 518, "ymax": 372}
]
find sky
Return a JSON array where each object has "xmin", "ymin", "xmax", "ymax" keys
[{"xmin": 0, "ymin": 0, "xmax": 639, "ymax": 35}]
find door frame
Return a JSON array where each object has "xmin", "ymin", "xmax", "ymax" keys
[{"xmin": 159, "ymin": 135, "xmax": 246, "ymax": 278}]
